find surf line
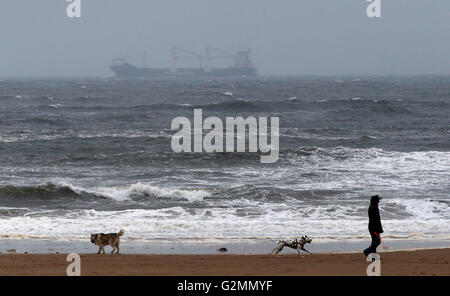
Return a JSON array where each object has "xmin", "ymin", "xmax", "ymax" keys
[{"xmin": 170, "ymin": 109, "xmax": 279, "ymax": 163}]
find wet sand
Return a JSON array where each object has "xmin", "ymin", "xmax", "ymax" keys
[{"xmin": 0, "ymin": 248, "xmax": 448, "ymax": 276}]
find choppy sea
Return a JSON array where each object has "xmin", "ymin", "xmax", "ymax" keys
[{"xmin": 0, "ymin": 76, "xmax": 448, "ymax": 243}]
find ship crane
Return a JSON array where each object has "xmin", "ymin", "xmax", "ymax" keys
[
  {"xmin": 205, "ymin": 47, "xmax": 254, "ymax": 71},
  {"xmin": 170, "ymin": 47, "xmax": 203, "ymax": 73},
  {"xmin": 205, "ymin": 47, "xmax": 236, "ymax": 72}
]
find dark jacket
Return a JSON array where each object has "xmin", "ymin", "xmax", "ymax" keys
[{"xmin": 368, "ymin": 204, "xmax": 383, "ymax": 233}]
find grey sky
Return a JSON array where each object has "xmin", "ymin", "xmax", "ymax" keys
[{"xmin": 0, "ymin": 0, "xmax": 449, "ymax": 77}]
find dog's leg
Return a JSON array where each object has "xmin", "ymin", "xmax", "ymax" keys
[
  {"xmin": 97, "ymin": 246, "xmax": 101, "ymax": 254},
  {"xmin": 296, "ymin": 246, "xmax": 303, "ymax": 258},
  {"xmin": 102, "ymin": 246, "xmax": 106, "ymax": 254},
  {"xmin": 301, "ymin": 247, "xmax": 312, "ymax": 255},
  {"xmin": 269, "ymin": 246, "xmax": 278, "ymax": 255},
  {"xmin": 116, "ymin": 242, "xmax": 120, "ymax": 254},
  {"xmin": 111, "ymin": 246, "xmax": 116, "ymax": 254},
  {"xmin": 275, "ymin": 244, "xmax": 284, "ymax": 256}
]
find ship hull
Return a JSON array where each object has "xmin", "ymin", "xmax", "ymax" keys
[{"xmin": 110, "ymin": 63, "xmax": 257, "ymax": 78}]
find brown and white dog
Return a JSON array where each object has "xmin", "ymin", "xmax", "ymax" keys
[{"xmin": 90, "ymin": 229, "xmax": 124, "ymax": 254}]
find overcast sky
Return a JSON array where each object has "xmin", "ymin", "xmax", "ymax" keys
[{"xmin": 0, "ymin": 0, "xmax": 449, "ymax": 77}]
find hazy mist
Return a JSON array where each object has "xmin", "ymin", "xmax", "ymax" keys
[{"xmin": 1, "ymin": 0, "xmax": 449, "ymax": 77}]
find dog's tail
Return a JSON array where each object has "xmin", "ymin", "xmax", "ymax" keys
[{"xmin": 117, "ymin": 229, "xmax": 125, "ymax": 236}]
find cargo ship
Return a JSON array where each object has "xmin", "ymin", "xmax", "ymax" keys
[{"xmin": 110, "ymin": 47, "xmax": 257, "ymax": 78}]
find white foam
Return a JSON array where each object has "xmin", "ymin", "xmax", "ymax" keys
[
  {"xmin": 0, "ymin": 205, "xmax": 448, "ymax": 242},
  {"xmin": 389, "ymin": 198, "xmax": 449, "ymax": 220},
  {"xmin": 281, "ymin": 147, "xmax": 450, "ymax": 194}
]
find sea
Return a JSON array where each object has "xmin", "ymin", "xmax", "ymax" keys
[{"xmin": 0, "ymin": 76, "xmax": 449, "ymax": 246}]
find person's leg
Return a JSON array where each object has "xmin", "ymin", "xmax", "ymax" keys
[
  {"xmin": 368, "ymin": 232, "xmax": 380, "ymax": 254},
  {"xmin": 373, "ymin": 232, "xmax": 381, "ymax": 252},
  {"xmin": 364, "ymin": 232, "xmax": 380, "ymax": 256}
]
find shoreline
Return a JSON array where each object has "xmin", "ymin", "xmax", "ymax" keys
[
  {"xmin": 1, "ymin": 238, "xmax": 449, "ymax": 255},
  {"xmin": 0, "ymin": 248, "xmax": 448, "ymax": 276}
]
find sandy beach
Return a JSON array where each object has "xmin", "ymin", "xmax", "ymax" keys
[{"xmin": 0, "ymin": 248, "xmax": 448, "ymax": 276}]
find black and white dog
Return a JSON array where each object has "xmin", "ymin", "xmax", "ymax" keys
[{"xmin": 270, "ymin": 236, "xmax": 313, "ymax": 257}]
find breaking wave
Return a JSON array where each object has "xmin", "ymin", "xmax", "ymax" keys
[{"xmin": 0, "ymin": 182, "xmax": 211, "ymax": 202}]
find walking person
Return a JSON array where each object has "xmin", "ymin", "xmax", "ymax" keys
[{"xmin": 363, "ymin": 195, "xmax": 384, "ymax": 257}]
